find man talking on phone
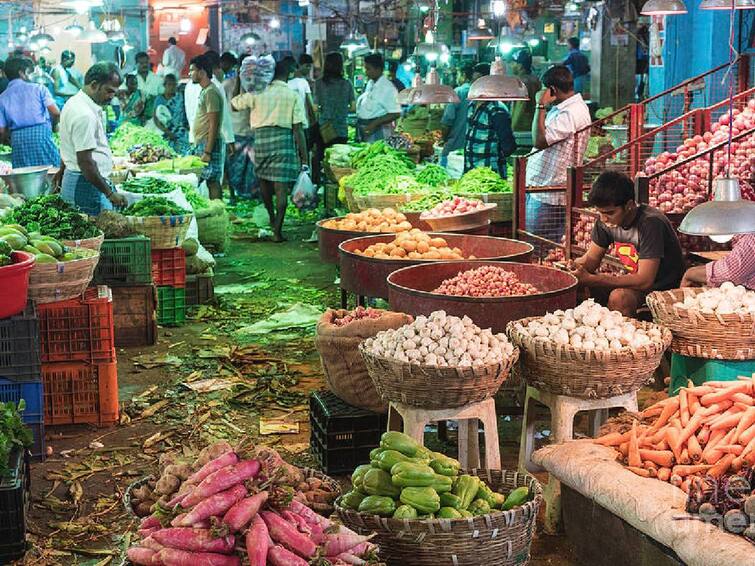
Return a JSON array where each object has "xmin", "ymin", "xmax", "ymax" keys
[{"xmin": 525, "ymin": 65, "xmax": 590, "ymax": 242}]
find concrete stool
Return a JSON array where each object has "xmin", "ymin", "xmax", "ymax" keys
[
  {"xmin": 517, "ymin": 385, "xmax": 638, "ymax": 533},
  {"xmin": 387, "ymin": 398, "xmax": 501, "ymax": 470}
]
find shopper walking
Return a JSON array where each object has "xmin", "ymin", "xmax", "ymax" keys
[
  {"xmin": 463, "ymin": 98, "xmax": 516, "ymax": 177},
  {"xmin": 563, "ymin": 37, "xmax": 590, "ymax": 94},
  {"xmin": 231, "ymin": 59, "xmax": 307, "ymax": 242},
  {"xmin": 0, "ymin": 56, "xmax": 60, "ymax": 168},
  {"xmin": 52, "ymin": 51, "xmax": 84, "ymax": 108},
  {"xmin": 510, "ymin": 49, "xmax": 541, "ymax": 138},
  {"xmin": 356, "ymin": 53, "xmax": 400, "ymax": 142},
  {"xmin": 313, "ymin": 52, "xmax": 355, "ymax": 186},
  {"xmin": 224, "ymin": 54, "xmax": 258, "ymax": 200},
  {"xmin": 59, "ymin": 62, "xmax": 127, "ymax": 214},
  {"xmin": 153, "ymin": 73, "xmax": 191, "ymax": 155},
  {"xmin": 162, "ymin": 37, "xmax": 186, "ymax": 79}
]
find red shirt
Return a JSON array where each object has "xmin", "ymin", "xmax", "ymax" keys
[{"xmin": 706, "ymin": 233, "xmax": 755, "ymax": 290}]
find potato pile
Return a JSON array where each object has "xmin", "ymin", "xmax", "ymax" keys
[
  {"xmin": 322, "ymin": 208, "xmax": 413, "ymax": 233},
  {"xmin": 353, "ymin": 229, "xmax": 471, "ymax": 260}
]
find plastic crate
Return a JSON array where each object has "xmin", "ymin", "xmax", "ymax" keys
[
  {"xmin": 42, "ymin": 361, "xmax": 119, "ymax": 426},
  {"xmin": 156, "ymin": 286, "xmax": 186, "ymax": 326},
  {"xmin": 0, "ymin": 448, "xmax": 29, "ymax": 563},
  {"xmin": 110, "ymin": 285, "xmax": 157, "ymax": 348},
  {"xmin": 185, "ymin": 274, "xmax": 215, "ymax": 306},
  {"xmin": 0, "ymin": 305, "xmax": 41, "ymax": 382},
  {"xmin": 309, "ymin": 390, "xmax": 387, "ymax": 475},
  {"xmin": 93, "ymin": 236, "xmax": 152, "ymax": 286},
  {"xmin": 26, "ymin": 421, "xmax": 45, "ymax": 462},
  {"xmin": 37, "ymin": 287, "xmax": 116, "ymax": 364},
  {"xmin": 151, "ymin": 248, "xmax": 186, "ymax": 288},
  {"xmin": 0, "ymin": 378, "xmax": 43, "ymax": 424}
]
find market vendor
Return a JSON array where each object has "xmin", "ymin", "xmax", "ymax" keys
[
  {"xmin": 440, "ymin": 64, "xmax": 475, "ymax": 165},
  {"xmin": 572, "ymin": 171, "xmax": 685, "ymax": 317},
  {"xmin": 463, "ymin": 97, "xmax": 516, "ymax": 177},
  {"xmin": 59, "ymin": 62, "xmax": 127, "ymax": 215},
  {"xmin": 681, "ymin": 233, "xmax": 755, "ymax": 289},
  {"xmin": 356, "ymin": 53, "xmax": 400, "ymax": 143},
  {"xmin": 0, "ymin": 56, "xmax": 60, "ymax": 168}
]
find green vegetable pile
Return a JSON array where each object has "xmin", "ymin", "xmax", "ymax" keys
[
  {"xmin": 381, "ymin": 175, "xmax": 426, "ymax": 195},
  {"xmin": 178, "ymin": 182, "xmax": 210, "ymax": 211},
  {"xmin": 142, "ymin": 155, "xmax": 206, "ymax": 172},
  {"xmin": 110, "ymin": 122, "xmax": 173, "ymax": 156},
  {"xmin": 400, "ymin": 190, "xmax": 456, "ymax": 212},
  {"xmin": 0, "ymin": 401, "xmax": 32, "ymax": 477},
  {"xmin": 0, "ymin": 144, "xmax": 11, "ymax": 154},
  {"xmin": 121, "ymin": 176, "xmax": 176, "ymax": 195},
  {"xmin": 325, "ymin": 144, "xmax": 365, "ymax": 169},
  {"xmin": 416, "ymin": 164, "xmax": 450, "ymax": 187},
  {"xmin": 123, "ymin": 197, "xmax": 191, "ymax": 217},
  {"xmin": 350, "ymin": 140, "xmax": 415, "ymax": 170},
  {"xmin": 455, "ymin": 167, "xmax": 511, "ymax": 194},
  {"xmin": 340, "ymin": 431, "xmax": 532, "ymax": 519},
  {"xmin": 0, "ymin": 223, "xmax": 89, "ymax": 264},
  {"xmin": 7, "ymin": 195, "xmax": 100, "ymax": 240},
  {"xmin": 346, "ymin": 153, "xmax": 416, "ymax": 196}
]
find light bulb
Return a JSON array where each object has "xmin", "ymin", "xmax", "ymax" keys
[
  {"xmin": 425, "ymin": 51, "xmax": 439, "ymax": 62},
  {"xmin": 499, "ymin": 41, "xmax": 513, "ymax": 54},
  {"xmin": 270, "ymin": 17, "xmax": 280, "ymax": 29},
  {"xmin": 710, "ymin": 234, "xmax": 734, "ymax": 243},
  {"xmin": 179, "ymin": 17, "xmax": 191, "ymax": 33},
  {"xmin": 491, "ymin": 0, "xmax": 506, "ymax": 17},
  {"xmin": 527, "ymin": 38, "xmax": 539, "ymax": 47},
  {"xmin": 439, "ymin": 52, "xmax": 450, "ymax": 64},
  {"xmin": 419, "ymin": 4, "xmax": 430, "ymax": 12}
]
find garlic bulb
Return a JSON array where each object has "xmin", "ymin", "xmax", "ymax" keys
[{"xmin": 675, "ymin": 284, "xmax": 755, "ymax": 315}]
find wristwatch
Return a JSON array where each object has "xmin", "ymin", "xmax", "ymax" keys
[{"xmin": 536, "ymin": 104, "xmax": 547, "ymax": 110}]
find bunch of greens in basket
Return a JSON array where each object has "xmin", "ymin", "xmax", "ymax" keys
[
  {"xmin": 0, "ymin": 401, "xmax": 32, "ymax": 477},
  {"xmin": 7, "ymin": 194, "xmax": 100, "ymax": 239},
  {"xmin": 123, "ymin": 197, "xmax": 191, "ymax": 217}
]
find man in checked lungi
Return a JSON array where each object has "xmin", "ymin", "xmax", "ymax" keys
[{"xmin": 0, "ymin": 56, "xmax": 61, "ymax": 168}]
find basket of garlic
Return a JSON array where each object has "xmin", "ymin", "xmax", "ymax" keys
[
  {"xmin": 646, "ymin": 283, "xmax": 755, "ymax": 360},
  {"xmin": 506, "ymin": 299, "xmax": 671, "ymax": 399},
  {"xmin": 359, "ymin": 310, "xmax": 519, "ymax": 409}
]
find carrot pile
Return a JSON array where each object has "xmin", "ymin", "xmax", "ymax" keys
[{"xmin": 594, "ymin": 376, "xmax": 755, "ymax": 492}]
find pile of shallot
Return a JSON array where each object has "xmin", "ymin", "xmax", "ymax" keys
[
  {"xmin": 364, "ymin": 310, "xmax": 516, "ymax": 367},
  {"xmin": 332, "ymin": 306, "xmax": 384, "ymax": 327},
  {"xmin": 433, "ymin": 266, "xmax": 539, "ymax": 298},
  {"xmin": 511, "ymin": 299, "xmax": 665, "ymax": 352},
  {"xmin": 673, "ymin": 282, "xmax": 755, "ymax": 315},
  {"xmin": 420, "ymin": 197, "xmax": 488, "ymax": 219}
]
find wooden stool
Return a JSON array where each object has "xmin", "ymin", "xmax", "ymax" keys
[
  {"xmin": 517, "ymin": 385, "xmax": 638, "ymax": 533},
  {"xmin": 387, "ymin": 398, "xmax": 501, "ymax": 470}
]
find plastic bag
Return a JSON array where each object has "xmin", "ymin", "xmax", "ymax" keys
[{"xmin": 292, "ymin": 167, "xmax": 317, "ymax": 210}]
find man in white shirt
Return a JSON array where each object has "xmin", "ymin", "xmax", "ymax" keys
[
  {"xmin": 134, "ymin": 51, "xmax": 164, "ymax": 98},
  {"xmin": 52, "ymin": 50, "xmax": 84, "ymax": 108},
  {"xmin": 525, "ymin": 65, "xmax": 591, "ymax": 242},
  {"xmin": 185, "ymin": 50, "xmax": 234, "ymax": 148},
  {"xmin": 286, "ymin": 54, "xmax": 316, "ymax": 131},
  {"xmin": 356, "ymin": 52, "xmax": 400, "ymax": 142},
  {"xmin": 59, "ymin": 62, "xmax": 127, "ymax": 215},
  {"xmin": 162, "ymin": 37, "xmax": 186, "ymax": 79}
]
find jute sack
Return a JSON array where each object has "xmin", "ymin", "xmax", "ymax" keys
[{"xmin": 315, "ymin": 309, "xmax": 413, "ymax": 413}]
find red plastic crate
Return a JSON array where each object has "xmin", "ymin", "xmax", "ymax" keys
[
  {"xmin": 37, "ymin": 287, "xmax": 116, "ymax": 364},
  {"xmin": 42, "ymin": 361, "xmax": 119, "ymax": 426},
  {"xmin": 151, "ymin": 248, "xmax": 186, "ymax": 288}
]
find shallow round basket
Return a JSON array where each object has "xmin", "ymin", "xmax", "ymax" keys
[
  {"xmin": 335, "ymin": 469, "xmax": 542, "ymax": 566},
  {"xmin": 125, "ymin": 214, "xmax": 193, "ymax": 250},
  {"xmin": 647, "ymin": 288, "xmax": 755, "ymax": 360},
  {"xmin": 28, "ymin": 247, "xmax": 100, "ymax": 304},
  {"xmin": 301, "ymin": 467, "xmax": 342, "ymax": 517},
  {"xmin": 354, "ymin": 192, "xmax": 428, "ymax": 212},
  {"xmin": 421, "ymin": 203, "xmax": 497, "ymax": 232},
  {"xmin": 62, "ymin": 231, "xmax": 105, "ymax": 252},
  {"xmin": 456, "ymin": 192, "xmax": 513, "ymax": 223},
  {"xmin": 507, "ymin": 317, "xmax": 671, "ymax": 399},
  {"xmin": 360, "ymin": 342, "xmax": 518, "ymax": 409},
  {"xmin": 124, "ymin": 475, "xmax": 154, "ymax": 519}
]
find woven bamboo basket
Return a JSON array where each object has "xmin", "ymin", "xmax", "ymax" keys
[
  {"xmin": 196, "ymin": 208, "xmax": 229, "ymax": 252},
  {"xmin": 344, "ymin": 185, "xmax": 360, "ymax": 212},
  {"xmin": 109, "ymin": 169, "xmax": 132, "ymax": 185},
  {"xmin": 457, "ymin": 192, "xmax": 513, "ymax": 223},
  {"xmin": 28, "ymin": 247, "xmax": 100, "ymax": 304},
  {"xmin": 332, "ymin": 166, "xmax": 356, "ymax": 182},
  {"xmin": 125, "ymin": 214, "xmax": 193, "ymax": 250},
  {"xmin": 647, "ymin": 288, "xmax": 755, "ymax": 360},
  {"xmin": 507, "ymin": 317, "xmax": 671, "ymax": 399},
  {"xmin": 354, "ymin": 192, "xmax": 428, "ymax": 212},
  {"xmin": 335, "ymin": 469, "xmax": 542, "ymax": 566},
  {"xmin": 360, "ymin": 343, "xmax": 519, "ymax": 409},
  {"xmin": 62, "ymin": 231, "xmax": 105, "ymax": 252}
]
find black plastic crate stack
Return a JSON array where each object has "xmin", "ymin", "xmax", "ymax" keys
[
  {"xmin": 0, "ymin": 449, "xmax": 30, "ymax": 562},
  {"xmin": 309, "ymin": 390, "xmax": 388, "ymax": 475}
]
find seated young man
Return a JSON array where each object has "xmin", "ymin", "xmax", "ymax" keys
[{"xmin": 572, "ymin": 171, "xmax": 685, "ymax": 317}]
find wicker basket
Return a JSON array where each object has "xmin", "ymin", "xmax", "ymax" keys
[
  {"xmin": 354, "ymin": 192, "xmax": 428, "ymax": 212},
  {"xmin": 125, "ymin": 214, "xmax": 193, "ymax": 250},
  {"xmin": 344, "ymin": 185, "xmax": 360, "ymax": 213},
  {"xmin": 456, "ymin": 192, "xmax": 513, "ymax": 223},
  {"xmin": 335, "ymin": 469, "xmax": 542, "ymax": 566},
  {"xmin": 28, "ymin": 247, "xmax": 100, "ymax": 304},
  {"xmin": 109, "ymin": 169, "xmax": 132, "ymax": 185},
  {"xmin": 331, "ymin": 166, "xmax": 356, "ymax": 182},
  {"xmin": 507, "ymin": 317, "xmax": 671, "ymax": 399},
  {"xmin": 647, "ymin": 288, "xmax": 755, "ymax": 360},
  {"xmin": 196, "ymin": 207, "xmax": 229, "ymax": 252},
  {"xmin": 62, "ymin": 231, "xmax": 105, "ymax": 252},
  {"xmin": 421, "ymin": 204, "xmax": 497, "ymax": 232},
  {"xmin": 360, "ymin": 343, "xmax": 519, "ymax": 409}
]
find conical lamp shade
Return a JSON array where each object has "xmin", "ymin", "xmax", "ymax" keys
[
  {"xmin": 678, "ymin": 178, "xmax": 755, "ymax": 237},
  {"xmin": 398, "ymin": 74, "xmax": 423, "ymax": 105},
  {"xmin": 641, "ymin": 0, "xmax": 688, "ymax": 14},
  {"xmin": 76, "ymin": 22, "xmax": 107, "ymax": 43},
  {"xmin": 411, "ymin": 69, "xmax": 460, "ymax": 105},
  {"xmin": 699, "ymin": 0, "xmax": 755, "ymax": 8},
  {"xmin": 468, "ymin": 58, "xmax": 528, "ymax": 101}
]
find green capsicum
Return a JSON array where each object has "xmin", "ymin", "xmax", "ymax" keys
[
  {"xmin": 358, "ymin": 495, "xmax": 397, "ymax": 516},
  {"xmin": 351, "ymin": 464, "xmax": 372, "ymax": 490},
  {"xmin": 399, "ymin": 486, "xmax": 441, "ymax": 514},
  {"xmin": 363, "ymin": 468, "xmax": 401, "ymax": 498},
  {"xmin": 452, "ymin": 475, "xmax": 481, "ymax": 509},
  {"xmin": 380, "ymin": 431, "xmax": 419, "ymax": 457},
  {"xmin": 340, "ymin": 490, "xmax": 367, "ymax": 510},
  {"xmin": 437, "ymin": 506, "xmax": 463, "ymax": 519},
  {"xmin": 431, "ymin": 474, "xmax": 453, "ymax": 493},
  {"xmin": 391, "ymin": 462, "xmax": 436, "ymax": 487},
  {"xmin": 375, "ymin": 449, "xmax": 412, "ymax": 472},
  {"xmin": 393, "ymin": 504, "xmax": 418, "ymax": 520},
  {"xmin": 439, "ymin": 492, "xmax": 463, "ymax": 510},
  {"xmin": 468, "ymin": 498, "xmax": 491, "ymax": 516}
]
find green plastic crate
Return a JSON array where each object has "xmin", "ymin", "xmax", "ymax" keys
[
  {"xmin": 156, "ymin": 286, "xmax": 186, "ymax": 326},
  {"xmin": 93, "ymin": 236, "xmax": 152, "ymax": 286}
]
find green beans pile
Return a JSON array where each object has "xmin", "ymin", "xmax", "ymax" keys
[{"xmin": 455, "ymin": 167, "xmax": 512, "ymax": 194}]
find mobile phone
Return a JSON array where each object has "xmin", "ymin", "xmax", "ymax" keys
[{"xmin": 548, "ymin": 86, "xmax": 556, "ymax": 96}]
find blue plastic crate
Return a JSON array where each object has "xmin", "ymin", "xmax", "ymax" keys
[{"xmin": 0, "ymin": 378, "xmax": 43, "ymax": 424}]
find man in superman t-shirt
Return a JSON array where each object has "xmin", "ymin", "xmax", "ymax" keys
[{"xmin": 572, "ymin": 171, "xmax": 685, "ymax": 317}]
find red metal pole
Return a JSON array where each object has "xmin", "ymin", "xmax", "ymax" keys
[
  {"xmin": 565, "ymin": 167, "xmax": 576, "ymax": 260},
  {"xmin": 628, "ymin": 103, "xmax": 644, "ymax": 177},
  {"xmin": 514, "ymin": 156, "xmax": 528, "ymax": 238}
]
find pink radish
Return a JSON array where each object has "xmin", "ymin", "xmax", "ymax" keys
[
  {"xmin": 334, "ymin": 553, "xmax": 367, "ymax": 565},
  {"xmin": 322, "ymin": 532, "xmax": 375, "ymax": 557},
  {"xmin": 151, "ymin": 528, "xmax": 235, "ymax": 554},
  {"xmin": 280, "ymin": 510, "xmax": 311, "ymax": 534},
  {"xmin": 180, "ymin": 460, "xmax": 259, "ymax": 507},
  {"xmin": 288, "ymin": 500, "xmax": 330, "ymax": 529},
  {"xmin": 137, "ymin": 527, "xmax": 158, "ymax": 538},
  {"xmin": 140, "ymin": 536, "xmax": 165, "ymax": 552},
  {"xmin": 222, "ymin": 491, "xmax": 268, "ymax": 532},
  {"xmin": 173, "ymin": 484, "xmax": 247, "ymax": 527},
  {"xmin": 267, "ymin": 545, "xmax": 309, "ymax": 566},
  {"xmin": 140, "ymin": 515, "xmax": 161, "ymax": 530},
  {"xmin": 261, "ymin": 511, "xmax": 317, "ymax": 558},
  {"xmin": 126, "ymin": 547, "xmax": 158, "ymax": 565},
  {"xmin": 245, "ymin": 515, "xmax": 269, "ymax": 566},
  {"xmin": 185, "ymin": 452, "xmax": 239, "ymax": 486},
  {"xmin": 156, "ymin": 548, "xmax": 240, "ymax": 566}
]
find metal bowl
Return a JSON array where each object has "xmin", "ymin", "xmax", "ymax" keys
[{"xmin": 0, "ymin": 166, "xmax": 50, "ymax": 199}]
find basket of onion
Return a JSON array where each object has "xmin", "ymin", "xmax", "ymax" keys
[
  {"xmin": 359, "ymin": 310, "xmax": 519, "ymax": 409},
  {"xmin": 507, "ymin": 299, "xmax": 671, "ymax": 399},
  {"xmin": 419, "ymin": 197, "xmax": 496, "ymax": 232}
]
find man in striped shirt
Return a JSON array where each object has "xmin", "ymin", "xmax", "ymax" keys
[{"xmin": 681, "ymin": 233, "xmax": 755, "ymax": 290}]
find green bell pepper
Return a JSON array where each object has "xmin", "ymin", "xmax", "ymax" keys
[
  {"xmin": 390, "ymin": 462, "xmax": 436, "ymax": 487},
  {"xmin": 399, "ymin": 486, "xmax": 441, "ymax": 514},
  {"xmin": 429, "ymin": 453, "xmax": 461, "ymax": 477},
  {"xmin": 340, "ymin": 490, "xmax": 367, "ymax": 510},
  {"xmin": 452, "ymin": 475, "xmax": 481, "ymax": 510},
  {"xmin": 375, "ymin": 449, "xmax": 412, "ymax": 472},
  {"xmin": 351, "ymin": 464, "xmax": 372, "ymax": 490},
  {"xmin": 438, "ymin": 506, "xmax": 462, "ymax": 519},
  {"xmin": 380, "ymin": 431, "xmax": 419, "ymax": 457},
  {"xmin": 439, "ymin": 492, "xmax": 463, "ymax": 509},
  {"xmin": 363, "ymin": 468, "xmax": 401, "ymax": 498},
  {"xmin": 393, "ymin": 504, "xmax": 418, "ymax": 520},
  {"xmin": 468, "ymin": 498, "xmax": 491, "ymax": 516},
  {"xmin": 431, "ymin": 474, "xmax": 453, "ymax": 493},
  {"xmin": 358, "ymin": 495, "xmax": 397, "ymax": 516}
]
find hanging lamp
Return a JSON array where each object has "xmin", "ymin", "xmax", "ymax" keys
[
  {"xmin": 699, "ymin": 0, "xmax": 755, "ymax": 8},
  {"xmin": 398, "ymin": 74, "xmax": 423, "ymax": 105},
  {"xmin": 467, "ymin": 18, "xmax": 495, "ymax": 41},
  {"xmin": 640, "ymin": 0, "xmax": 688, "ymax": 14},
  {"xmin": 30, "ymin": 29, "xmax": 54, "ymax": 47},
  {"xmin": 468, "ymin": 57, "xmax": 528, "ymax": 101},
  {"xmin": 240, "ymin": 31, "xmax": 261, "ymax": 45},
  {"xmin": 411, "ymin": 68, "xmax": 459, "ymax": 104},
  {"xmin": 76, "ymin": 21, "xmax": 107, "ymax": 43},
  {"xmin": 64, "ymin": 24, "xmax": 84, "ymax": 36}
]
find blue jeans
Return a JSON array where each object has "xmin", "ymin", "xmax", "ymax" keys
[{"xmin": 525, "ymin": 194, "xmax": 566, "ymax": 243}]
